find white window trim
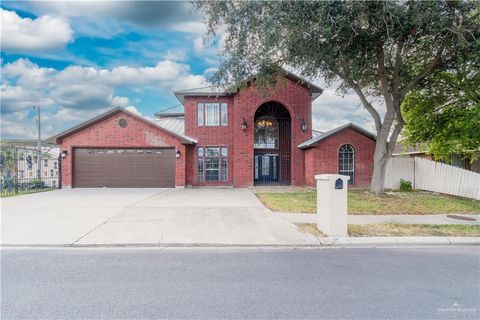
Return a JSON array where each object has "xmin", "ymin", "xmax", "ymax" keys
[
  {"xmin": 197, "ymin": 102, "xmax": 228, "ymax": 127},
  {"xmin": 338, "ymin": 144, "xmax": 355, "ymax": 185}
]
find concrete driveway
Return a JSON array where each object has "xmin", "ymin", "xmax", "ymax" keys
[{"xmin": 1, "ymin": 188, "xmax": 318, "ymax": 246}]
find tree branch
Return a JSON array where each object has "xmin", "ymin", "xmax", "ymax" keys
[
  {"xmin": 377, "ymin": 45, "xmax": 395, "ymax": 113},
  {"xmin": 392, "ymin": 39, "xmax": 404, "ymax": 100},
  {"xmin": 349, "ymin": 81, "xmax": 383, "ymax": 133},
  {"xmin": 400, "ymin": 47, "xmax": 444, "ymax": 100},
  {"xmin": 387, "ymin": 120, "xmax": 405, "ymax": 157},
  {"xmin": 336, "ymin": 67, "xmax": 383, "ymax": 133}
]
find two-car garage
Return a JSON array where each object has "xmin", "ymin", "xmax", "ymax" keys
[
  {"xmin": 73, "ymin": 148, "xmax": 176, "ymax": 188},
  {"xmin": 49, "ymin": 108, "xmax": 194, "ymax": 188}
]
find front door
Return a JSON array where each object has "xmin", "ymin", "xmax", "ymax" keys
[{"xmin": 254, "ymin": 154, "xmax": 279, "ymax": 184}]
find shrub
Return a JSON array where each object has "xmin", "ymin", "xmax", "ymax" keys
[
  {"xmin": 400, "ymin": 179, "xmax": 413, "ymax": 192},
  {"xmin": 30, "ymin": 179, "xmax": 46, "ymax": 189}
]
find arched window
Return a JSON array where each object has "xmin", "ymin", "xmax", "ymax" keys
[
  {"xmin": 339, "ymin": 144, "xmax": 355, "ymax": 184},
  {"xmin": 254, "ymin": 116, "xmax": 279, "ymax": 149}
]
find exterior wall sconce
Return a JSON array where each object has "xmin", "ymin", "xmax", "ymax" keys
[
  {"xmin": 241, "ymin": 117, "xmax": 247, "ymax": 131},
  {"xmin": 301, "ymin": 118, "xmax": 307, "ymax": 132},
  {"xmin": 61, "ymin": 150, "xmax": 68, "ymax": 159},
  {"xmin": 176, "ymin": 150, "xmax": 181, "ymax": 159}
]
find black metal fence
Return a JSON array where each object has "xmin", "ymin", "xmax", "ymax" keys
[{"xmin": 0, "ymin": 146, "xmax": 60, "ymax": 197}]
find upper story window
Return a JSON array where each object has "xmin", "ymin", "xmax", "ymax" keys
[
  {"xmin": 197, "ymin": 102, "xmax": 227, "ymax": 126},
  {"xmin": 254, "ymin": 116, "xmax": 279, "ymax": 149},
  {"xmin": 339, "ymin": 144, "xmax": 355, "ymax": 184}
]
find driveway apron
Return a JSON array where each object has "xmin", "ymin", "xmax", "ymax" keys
[{"xmin": 1, "ymin": 188, "xmax": 318, "ymax": 246}]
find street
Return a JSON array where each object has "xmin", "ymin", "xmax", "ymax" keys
[{"xmin": 1, "ymin": 247, "xmax": 479, "ymax": 319}]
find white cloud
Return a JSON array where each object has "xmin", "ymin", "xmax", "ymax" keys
[
  {"xmin": 112, "ymin": 96, "xmax": 130, "ymax": 108},
  {"xmin": 163, "ymin": 49, "xmax": 187, "ymax": 62},
  {"xmin": 0, "ymin": 8, "xmax": 73, "ymax": 51},
  {"xmin": 170, "ymin": 22, "xmax": 207, "ymax": 34},
  {"xmin": 8, "ymin": 1, "xmax": 202, "ymax": 38},
  {"xmin": 311, "ymin": 85, "xmax": 380, "ymax": 133},
  {"xmin": 125, "ymin": 106, "xmax": 141, "ymax": 116},
  {"xmin": 203, "ymin": 67, "xmax": 219, "ymax": 75},
  {"xmin": 0, "ymin": 84, "xmax": 54, "ymax": 112},
  {"xmin": 1, "ymin": 58, "xmax": 207, "ymax": 139},
  {"xmin": 193, "ymin": 37, "xmax": 205, "ymax": 55}
]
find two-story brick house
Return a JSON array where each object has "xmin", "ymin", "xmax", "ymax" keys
[{"xmin": 49, "ymin": 72, "xmax": 376, "ymax": 189}]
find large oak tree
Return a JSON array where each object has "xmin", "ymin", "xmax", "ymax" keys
[{"xmin": 195, "ymin": 0, "xmax": 479, "ymax": 193}]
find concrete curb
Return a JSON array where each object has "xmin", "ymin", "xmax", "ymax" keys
[
  {"xmin": 1, "ymin": 237, "xmax": 478, "ymax": 248},
  {"xmin": 319, "ymin": 236, "xmax": 480, "ymax": 246}
]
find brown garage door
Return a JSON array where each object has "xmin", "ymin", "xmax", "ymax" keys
[{"xmin": 73, "ymin": 148, "xmax": 175, "ymax": 188}]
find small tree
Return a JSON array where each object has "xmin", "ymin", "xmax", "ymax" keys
[{"xmin": 196, "ymin": 0, "xmax": 479, "ymax": 193}]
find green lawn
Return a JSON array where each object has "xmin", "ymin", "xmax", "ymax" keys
[
  {"xmin": 297, "ymin": 223, "xmax": 480, "ymax": 237},
  {"xmin": 256, "ymin": 189, "xmax": 480, "ymax": 215}
]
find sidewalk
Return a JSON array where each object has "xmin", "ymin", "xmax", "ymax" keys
[{"xmin": 276, "ymin": 212, "xmax": 479, "ymax": 225}]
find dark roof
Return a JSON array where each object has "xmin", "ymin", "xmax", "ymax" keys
[
  {"xmin": 298, "ymin": 122, "xmax": 376, "ymax": 149},
  {"xmin": 45, "ymin": 107, "xmax": 197, "ymax": 145},
  {"xmin": 174, "ymin": 70, "xmax": 323, "ymax": 104}
]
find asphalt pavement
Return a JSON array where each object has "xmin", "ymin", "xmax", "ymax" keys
[{"xmin": 2, "ymin": 247, "xmax": 479, "ymax": 319}]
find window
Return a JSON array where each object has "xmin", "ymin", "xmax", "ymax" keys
[
  {"xmin": 197, "ymin": 147, "xmax": 228, "ymax": 182},
  {"xmin": 197, "ymin": 103, "xmax": 204, "ymax": 126},
  {"xmin": 205, "ymin": 103, "xmax": 219, "ymax": 126},
  {"xmin": 339, "ymin": 144, "xmax": 355, "ymax": 184},
  {"xmin": 254, "ymin": 116, "xmax": 279, "ymax": 149},
  {"xmin": 221, "ymin": 103, "xmax": 228, "ymax": 126},
  {"xmin": 197, "ymin": 102, "xmax": 228, "ymax": 126}
]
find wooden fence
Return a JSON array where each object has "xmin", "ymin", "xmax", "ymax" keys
[{"xmin": 385, "ymin": 157, "xmax": 480, "ymax": 200}]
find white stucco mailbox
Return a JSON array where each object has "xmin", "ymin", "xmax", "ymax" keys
[{"xmin": 315, "ymin": 174, "xmax": 350, "ymax": 237}]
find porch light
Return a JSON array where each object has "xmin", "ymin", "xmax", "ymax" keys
[
  {"xmin": 176, "ymin": 150, "xmax": 181, "ymax": 159},
  {"xmin": 61, "ymin": 150, "xmax": 68, "ymax": 159},
  {"xmin": 241, "ymin": 117, "xmax": 247, "ymax": 131},
  {"xmin": 301, "ymin": 118, "xmax": 307, "ymax": 132}
]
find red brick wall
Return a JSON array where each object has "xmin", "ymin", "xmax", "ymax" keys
[
  {"xmin": 232, "ymin": 80, "xmax": 312, "ymax": 187},
  {"xmin": 304, "ymin": 127, "xmax": 376, "ymax": 188},
  {"xmin": 183, "ymin": 78, "xmax": 312, "ymax": 187},
  {"xmin": 184, "ymin": 96, "xmax": 235, "ymax": 186},
  {"xmin": 58, "ymin": 111, "xmax": 186, "ymax": 187}
]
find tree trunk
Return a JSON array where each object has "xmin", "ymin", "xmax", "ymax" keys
[{"xmin": 370, "ymin": 134, "xmax": 389, "ymax": 194}]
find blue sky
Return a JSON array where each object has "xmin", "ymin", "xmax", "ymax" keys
[{"xmin": 0, "ymin": 1, "xmax": 375, "ymax": 140}]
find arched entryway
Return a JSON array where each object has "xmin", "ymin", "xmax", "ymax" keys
[{"xmin": 253, "ymin": 101, "xmax": 291, "ymax": 185}]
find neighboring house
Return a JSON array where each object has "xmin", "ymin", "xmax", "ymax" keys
[
  {"xmin": 0, "ymin": 141, "xmax": 60, "ymax": 188},
  {"xmin": 47, "ymin": 72, "xmax": 376, "ymax": 188},
  {"xmin": 392, "ymin": 143, "xmax": 480, "ymax": 173}
]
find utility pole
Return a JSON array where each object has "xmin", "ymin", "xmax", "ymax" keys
[{"xmin": 33, "ymin": 106, "xmax": 42, "ymax": 179}]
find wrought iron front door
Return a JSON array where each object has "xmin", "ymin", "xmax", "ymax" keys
[{"xmin": 254, "ymin": 154, "xmax": 279, "ymax": 184}]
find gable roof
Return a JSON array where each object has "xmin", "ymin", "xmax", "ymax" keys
[
  {"xmin": 174, "ymin": 70, "xmax": 323, "ymax": 104},
  {"xmin": 298, "ymin": 122, "xmax": 376, "ymax": 149},
  {"xmin": 45, "ymin": 107, "xmax": 197, "ymax": 145}
]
